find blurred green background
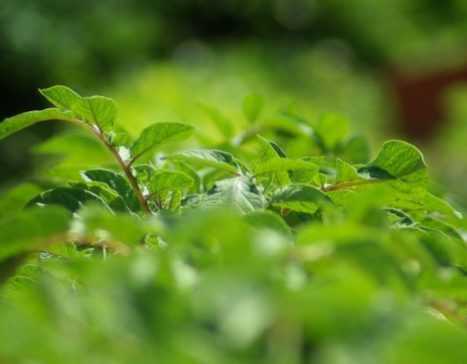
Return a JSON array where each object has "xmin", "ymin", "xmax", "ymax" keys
[{"xmin": 2, "ymin": 0, "xmax": 467, "ymax": 204}]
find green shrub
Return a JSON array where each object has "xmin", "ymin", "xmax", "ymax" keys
[{"xmin": 0, "ymin": 86, "xmax": 466, "ymax": 363}]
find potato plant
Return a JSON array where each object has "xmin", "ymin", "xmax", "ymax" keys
[{"xmin": 0, "ymin": 86, "xmax": 466, "ymax": 363}]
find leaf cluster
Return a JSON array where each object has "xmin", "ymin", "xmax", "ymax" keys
[{"xmin": 0, "ymin": 86, "xmax": 466, "ymax": 363}]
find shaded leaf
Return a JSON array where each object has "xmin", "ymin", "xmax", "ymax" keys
[
  {"xmin": 170, "ymin": 149, "xmax": 241, "ymax": 174},
  {"xmin": 70, "ymin": 182, "xmax": 130, "ymax": 213},
  {"xmin": 28, "ymin": 187, "xmax": 112, "ymax": 213},
  {"xmin": 272, "ymin": 184, "xmax": 331, "ymax": 214},
  {"xmin": 82, "ymin": 169, "xmax": 139, "ymax": 212}
]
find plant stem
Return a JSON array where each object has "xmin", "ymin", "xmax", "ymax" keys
[
  {"xmin": 88, "ymin": 124, "xmax": 151, "ymax": 214},
  {"xmin": 66, "ymin": 117, "xmax": 150, "ymax": 213}
]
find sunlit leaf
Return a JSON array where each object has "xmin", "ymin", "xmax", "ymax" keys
[
  {"xmin": 131, "ymin": 122, "xmax": 193, "ymax": 163},
  {"xmin": 0, "ymin": 108, "xmax": 75, "ymax": 140},
  {"xmin": 39, "ymin": 85, "xmax": 83, "ymax": 111},
  {"xmin": 188, "ymin": 176, "xmax": 265, "ymax": 213},
  {"xmin": 170, "ymin": 149, "xmax": 241, "ymax": 174},
  {"xmin": 83, "ymin": 96, "xmax": 117, "ymax": 132},
  {"xmin": 365, "ymin": 140, "xmax": 426, "ymax": 179}
]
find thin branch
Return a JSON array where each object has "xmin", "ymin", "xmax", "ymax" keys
[
  {"xmin": 87, "ymin": 124, "xmax": 151, "ymax": 214},
  {"xmin": 62, "ymin": 116, "xmax": 151, "ymax": 213}
]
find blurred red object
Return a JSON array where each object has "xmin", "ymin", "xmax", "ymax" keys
[{"xmin": 390, "ymin": 64, "xmax": 467, "ymax": 139}]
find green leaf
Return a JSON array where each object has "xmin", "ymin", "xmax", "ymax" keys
[
  {"xmin": 28, "ymin": 187, "xmax": 112, "ymax": 213},
  {"xmin": 290, "ymin": 156, "xmax": 327, "ymax": 185},
  {"xmin": 341, "ymin": 135, "xmax": 370, "ymax": 164},
  {"xmin": 366, "ymin": 140, "xmax": 426, "ymax": 178},
  {"xmin": 133, "ymin": 164, "xmax": 155, "ymax": 186},
  {"xmin": 253, "ymin": 136, "xmax": 290, "ymax": 187},
  {"xmin": 70, "ymin": 181, "xmax": 130, "ymax": 213},
  {"xmin": 254, "ymin": 158, "xmax": 319, "ymax": 176},
  {"xmin": 39, "ymin": 85, "xmax": 83, "ymax": 111},
  {"xmin": 133, "ymin": 166, "xmax": 194, "ymax": 210},
  {"xmin": 335, "ymin": 159, "xmax": 361, "ymax": 183},
  {"xmin": 82, "ymin": 169, "xmax": 139, "ymax": 212},
  {"xmin": 256, "ymin": 135, "xmax": 286, "ymax": 159},
  {"xmin": 243, "ymin": 94, "xmax": 264, "ymax": 123},
  {"xmin": 271, "ymin": 184, "xmax": 331, "ymax": 214},
  {"xmin": 330, "ymin": 180, "xmax": 461, "ymax": 228},
  {"xmin": 392, "ymin": 188, "xmax": 463, "ymax": 226},
  {"xmin": 167, "ymin": 190, "xmax": 183, "ymax": 211},
  {"xmin": 170, "ymin": 161, "xmax": 201, "ymax": 193},
  {"xmin": 40, "ymin": 86, "xmax": 118, "ymax": 133},
  {"xmin": 245, "ymin": 210, "xmax": 292, "ymax": 237},
  {"xmin": 149, "ymin": 170, "xmax": 194, "ymax": 194},
  {"xmin": 0, "ymin": 207, "xmax": 71, "ymax": 261},
  {"xmin": 109, "ymin": 124, "xmax": 133, "ymax": 147},
  {"xmin": 131, "ymin": 122, "xmax": 193, "ymax": 163},
  {"xmin": 420, "ymin": 192, "xmax": 463, "ymax": 223},
  {"xmin": 315, "ymin": 113, "xmax": 350, "ymax": 151},
  {"xmin": 83, "ymin": 96, "xmax": 117, "ymax": 132},
  {"xmin": 0, "ymin": 108, "xmax": 75, "ymax": 140},
  {"xmin": 418, "ymin": 217, "xmax": 463, "ymax": 241},
  {"xmin": 170, "ymin": 149, "xmax": 241, "ymax": 174},
  {"xmin": 188, "ymin": 177, "xmax": 265, "ymax": 213}
]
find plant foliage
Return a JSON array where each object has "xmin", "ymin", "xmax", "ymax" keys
[{"xmin": 0, "ymin": 86, "xmax": 466, "ymax": 363}]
